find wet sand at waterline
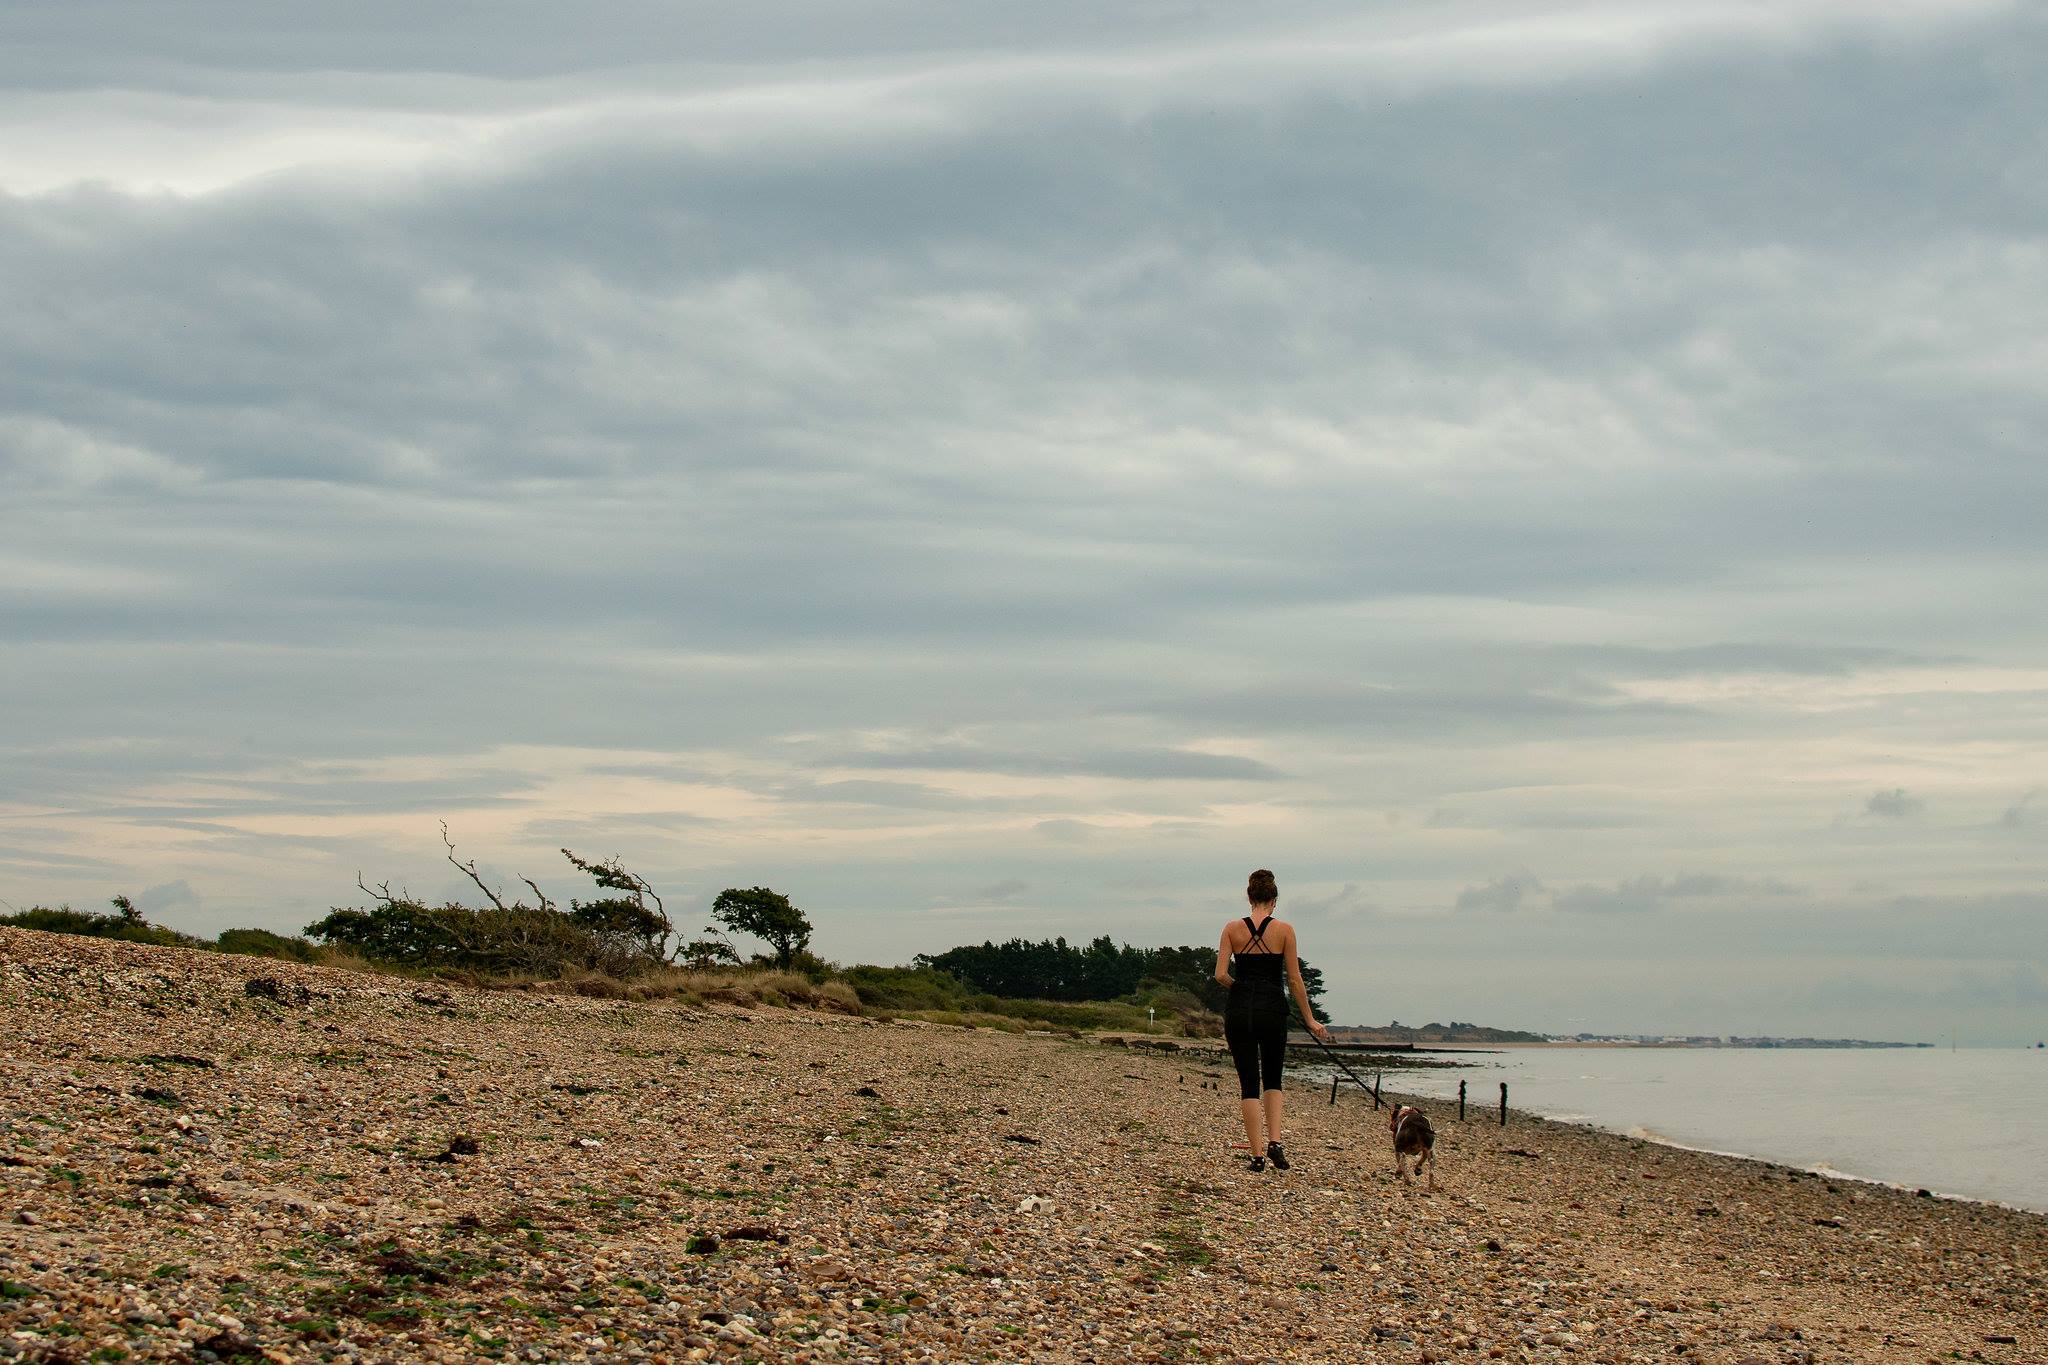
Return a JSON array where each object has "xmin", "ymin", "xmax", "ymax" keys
[{"xmin": 2, "ymin": 928, "xmax": 2042, "ymax": 1364}]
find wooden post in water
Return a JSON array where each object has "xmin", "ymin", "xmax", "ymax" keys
[
  {"xmin": 1372, "ymin": 1073, "xmax": 1382, "ymax": 1109},
  {"xmin": 1498, "ymin": 1081, "xmax": 1508, "ymax": 1127},
  {"xmin": 1458, "ymin": 1080, "xmax": 1467, "ymax": 1122}
]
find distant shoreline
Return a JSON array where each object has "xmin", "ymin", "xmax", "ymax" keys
[
  {"xmin": 1441, "ymin": 1047, "xmax": 1933, "ymax": 1055},
  {"xmin": 1330, "ymin": 1036, "xmax": 1938, "ymax": 1050}
]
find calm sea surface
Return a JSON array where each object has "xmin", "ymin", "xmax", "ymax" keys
[{"xmin": 1311, "ymin": 1045, "xmax": 2048, "ymax": 1213}]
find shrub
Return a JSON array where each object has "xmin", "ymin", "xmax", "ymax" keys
[
  {"xmin": 781, "ymin": 949, "xmax": 837, "ymax": 984},
  {"xmin": 677, "ymin": 928, "xmax": 741, "ymax": 969},
  {"xmin": 962, "ymin": 995, "xmax": 1150, "ymax": 1032},
  {"xmin": 562, "ymin": 970, "xmax": 630, "ymax": 1000},
  {"xmin": 0, "ymin": 900, "xmax": 200, "ymax": 949},
  {"xmin": 840, "ymin": 965, "xmax": 969, "ymax": 1012},
  {"xmin": 890, "ymin": 1009, "xmax": 1044, "ymax": 1033},
  {"xmin": 214, "ymin": 928, "xmax": 319, "ymax": 962},
  {"xmin": 750, "ymin": 971, "xmax": 819, "ymax": 1007},
  {"xmin": 814, "ymin": 981, "xmax": 861, "ymax": 1014},
  {"xmin": 303, "ymin": 900, "xmax": 636, "ymax": 977},
  {"xmin": 669, "ymin": 969, "xmax": 759, "ymax": 1007}
]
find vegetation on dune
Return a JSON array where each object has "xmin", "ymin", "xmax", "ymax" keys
[
  {"xmin": 212, "ymin": 926, "xmax": 321, "ymax": 962},
  {"xmin": 2, "ymin": 828, "xmax": 1332, "ymax": 1035},
  {"xmin": 0, "ymin": 895, "xmax": 205, "ymax": 949}
]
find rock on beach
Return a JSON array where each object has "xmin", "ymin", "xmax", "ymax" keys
[{"xmin": 1, "ymin": 925, "xmax": 2044, "ymax": 1363}]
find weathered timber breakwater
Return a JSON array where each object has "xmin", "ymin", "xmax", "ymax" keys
[{"xmin": 2, "ymin": 927, "xmax": 2042, "ymax": 1364}]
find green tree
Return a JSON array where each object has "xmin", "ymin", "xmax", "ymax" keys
[
  {"xmin": 1137, "ymin": 944, "xmax": 1230, "ymax": 1013},
  {"xmin": 710, "ymin": 886, "xmax": 812, "ymax": 969},
  {"xmin": 1295, "ymin": 960, "xmax": 1331, "ymax": 1025}
]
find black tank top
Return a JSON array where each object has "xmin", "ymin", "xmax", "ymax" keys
[{"xmin": 1230, "ymin": 915, "xmax": 1285, "ymax": 998}]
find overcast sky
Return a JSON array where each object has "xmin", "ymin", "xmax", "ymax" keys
[{"xmin": 5, "ymin": 0, "xmax": 2045, "ymax": 1042}]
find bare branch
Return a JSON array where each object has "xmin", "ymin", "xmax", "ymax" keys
[
  {"xmin": 442, "ymin": 821, "xmax": 510, "ymax": 913},
  {"xmin": 519, "ymin": 876, "xmax": 555, "ymax": 913},
  {"xmin": 356, "ymin": 873, "xmax": 401, "ymax": 907}
]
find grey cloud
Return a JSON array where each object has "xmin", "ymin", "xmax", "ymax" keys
[
  {"xmin": 1453, "ymin": 875, "xmax": 1546, "ymax": 914},
  {"xmin": 925, "ymin": 877, "xmax": 1034, "ymax": 910},
  {"xmin": 821, "ymin": 743, "xmax": 1283, "ymax": 783},
  {"xmin": 1120, "ymin": 683, "xmax": 1704, "ymax": 739},
  {"xmin": 1866, "ymin": 788, "xmax": 1925, "ymax": 820},
  {"xmin": 110, "ymin": 820, "xmax": 357, "ymax": 851},
  {"xmin": 1286, "ymin": 882, "xmax": 1381, "ymax": 920},
  {"xmin": 779, "ymin": 780, "xmax": 979, "ymax": 810},
  {"xmin": 138, "ymin": 879, "xmax": 199, "ymax": 911},
  {"xmin": 1552, "ymin": 873, "xmax": 1800, "ymax": 915},
  {"xmin": 1554, "ymin": 643, "xmax": 1951, "ymax": 679},
  {"xmin": 724, "ymin": 775, "xmax": 1046, "ymax": 817},
  {"xmin": 1424, "ymin": 805, "xmax": 1660, "ymax": 832},
  {"xmin": 515, "ymin": 812, "xmax": 720, "ymax": 843},
  {"xmin": 0, "ymin": 839, "xmax": 119, "ymax": 873},
  {"xmin": 2001, "ymin": 789, "xmax": 2042, "ymax": 828},
  {"xmin": 1803, "ymin": 964, "xmax": 2048, "ymax": 1013},
  {"xmin": 75, "ymin": 787, "xmax": 536, "ymax": 825}
]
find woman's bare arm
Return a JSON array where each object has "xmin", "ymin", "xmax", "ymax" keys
[
  {"xmin": 1215, "ymin": 925, "xmax": 1235, "ymax": 988},
  {"xmin": 1282, "ymin": 927, "xmax": 1328, "ymax": 1038}
]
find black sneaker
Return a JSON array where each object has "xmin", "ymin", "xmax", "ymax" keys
[
  {"xmin": 1248, "ymin": 1154, "xmax": 1266, "ymax": 1172},
  {"xmin": 1265, "ymin": 1142, "xmax": 1291, "ymax": 1171}
]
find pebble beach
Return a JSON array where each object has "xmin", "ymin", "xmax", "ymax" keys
[{"xmin": 2, "ymin": 927, "xmax": 2042, "ymax": 1365}]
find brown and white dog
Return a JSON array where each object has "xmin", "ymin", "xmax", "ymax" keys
[{"xmin": 1388, "ymin": 1104, "xmax": 1437, "ymax": 1189}]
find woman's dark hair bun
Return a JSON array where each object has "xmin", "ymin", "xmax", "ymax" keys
[{"xmin": 1247, "ymin": 869, "xmax": 1278, "ymax": 904}]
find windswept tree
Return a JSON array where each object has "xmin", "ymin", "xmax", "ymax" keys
[
  {"xmin": 305, "ymin": 827, "xmax": 670, "ymax": 978},
  {"xmin": 710, "ymin": 886, "xmax": 812, "ymax": 969},
  {"xmin": 561, "ymin": 848, "xmax": 674, "ymax": 963}
]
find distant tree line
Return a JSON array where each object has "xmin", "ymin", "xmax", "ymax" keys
[{"xmin": 915, "ymin": 935, "xmax": 1328, "ymax": 1023}]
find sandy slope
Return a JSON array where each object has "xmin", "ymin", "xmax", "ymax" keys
[{"xmin": 1, "ymin": 927, "xmax": 2041, "ymax": 1364}]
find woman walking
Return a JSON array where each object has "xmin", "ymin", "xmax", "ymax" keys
[{"xmin": 1215, "ymin": 869, "xmax": 1328, "ymax": 1170}]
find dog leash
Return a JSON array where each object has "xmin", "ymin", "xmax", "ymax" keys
[{"xmin": 1307, "ymin": 1031, "xmax": 1386, "ymax": 1109}]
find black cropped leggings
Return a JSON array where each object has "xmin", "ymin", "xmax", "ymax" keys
[{"xmin": 1224, "ymin": 998, "xmax": 1287, "ymax": 1099}]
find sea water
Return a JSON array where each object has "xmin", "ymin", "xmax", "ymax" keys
[{"xmin": 1312, "ymin": 1045, "xmax": 2048, "ymax": 1213}]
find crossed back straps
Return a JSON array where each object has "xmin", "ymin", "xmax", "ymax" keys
[{"xmin": 1239, "ymin": 914, "xmax": 1278, "ymax": 955}]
